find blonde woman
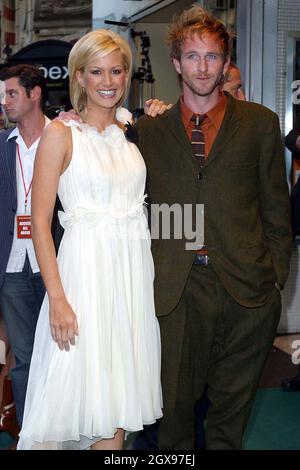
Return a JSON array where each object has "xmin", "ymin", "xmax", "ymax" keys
[{"xmin": 18, "ymin": 30, "xmax": 162, "ymax": 450}]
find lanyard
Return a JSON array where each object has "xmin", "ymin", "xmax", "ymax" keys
[{"xmin": 17, "ymin": 143, "xmax": 33, "ymax": 213}]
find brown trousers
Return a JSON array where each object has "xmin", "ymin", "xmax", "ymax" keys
[{"xmin": 158, "ymin": 263, "xmax": 281, "ymax": 450}]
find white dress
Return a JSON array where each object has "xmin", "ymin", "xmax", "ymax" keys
[{"xmin": 17, "ymin": 108, "xmax": 163, "ymax": 450}]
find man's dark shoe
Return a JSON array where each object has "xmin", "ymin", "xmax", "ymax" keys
[{"xmin": 281, "ymin": 371, "xmax": 300, "ymax": 391}]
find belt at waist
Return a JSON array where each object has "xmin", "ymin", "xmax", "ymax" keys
[{"xmin": 196, "ymin": 249, "xmax": 208, "ymax": 255}]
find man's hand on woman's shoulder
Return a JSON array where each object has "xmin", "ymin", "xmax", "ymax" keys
[{"xmin": 54, "ymin": 99, "xmax": 173, "ymax": 124}]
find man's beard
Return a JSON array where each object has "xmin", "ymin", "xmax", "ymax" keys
[{"xmin": 182, "ymin": 70, "xmax": 224, "ymax": 97}]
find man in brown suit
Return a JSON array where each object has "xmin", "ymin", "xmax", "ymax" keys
[{"xmin": 137, "ymin": 6, "xmax": 292, "ymax": 450}]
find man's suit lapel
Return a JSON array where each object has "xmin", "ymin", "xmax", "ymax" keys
[
  {"xmin": 206, "ymin": 93, "xmax": 242, "ymax": 167},
  {"xmin": 5, "ymin": 133, "xmax": 17, "ymax": 199},
  {"xmin": 163, "ymin": 95, "xmax": 242, "ymax": 172},
  {"xmin": 163, "ymin": 102, "xmax": 198, "ymax": 172}
]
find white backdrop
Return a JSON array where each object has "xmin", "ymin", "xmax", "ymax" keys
[{"xmin": 93, "ymin": 0, "xmax": 163, "ymax": 27}]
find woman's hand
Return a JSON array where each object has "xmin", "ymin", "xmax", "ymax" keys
[
  {"xmin": 144, "ymin": 99, "xmax": 173, "ymax": 117},
  {"xmin": 49, "ymin": 297, "xmax": 79, "ymax": 351}
]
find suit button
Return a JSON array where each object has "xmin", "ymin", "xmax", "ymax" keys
[
  {"xmin": 12, "ymin": 208, "xmax": 16, "ymax": 213},
  {"xmin": 198, "ymin": 172, "xmax": 203, "ymax": 181},
  {"xmin": 9, "ymin": 230, "xmax": 13, "ymax": 236}
]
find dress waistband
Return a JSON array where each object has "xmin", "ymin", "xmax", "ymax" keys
[{"xmin": 58, "ymin": 203, "xmax": 145, "ymax": 230}]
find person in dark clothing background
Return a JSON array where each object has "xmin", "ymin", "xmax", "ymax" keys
[
  {"xmin": 281, "ymin": 123, "xmax": 300, "ymax": 392},
  {"xmin": 285, "ymin": 122, "xmax": 300, "ymax": 239}
]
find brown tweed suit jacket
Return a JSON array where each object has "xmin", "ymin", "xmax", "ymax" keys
[{"xmin": 137, "ymin": 93, "xmax": 293, "ymax": 316}]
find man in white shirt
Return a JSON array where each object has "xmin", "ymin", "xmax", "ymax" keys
[{"xmin": 0, "ymin": 65, "xmax": 53, "ymax": 433}]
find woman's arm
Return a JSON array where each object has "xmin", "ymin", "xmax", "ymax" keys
[{"xmin": 32, "ymin": 121, "xmax": 78, "ymax": 351}]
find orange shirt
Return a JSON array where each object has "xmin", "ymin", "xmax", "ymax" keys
[
  {"xmin": 180, "ymin": 92, "xmax": 228, "ymax": 158},
  {"xmin": 180, "ymin": 92, "xmax": 228, "ymax": 256}
]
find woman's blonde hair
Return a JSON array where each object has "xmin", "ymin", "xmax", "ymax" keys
[{"xmin": 68, "ymin": 29, "xmax": 132, "ymax": 115}]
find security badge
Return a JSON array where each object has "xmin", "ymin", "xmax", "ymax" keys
[
  {"xmin": 17, "ymin": 215, "xmax": 32, "ymax": 238},
  {"xmin": 16, "ymin": 143, "xmax": 32, "ymax": 238}
]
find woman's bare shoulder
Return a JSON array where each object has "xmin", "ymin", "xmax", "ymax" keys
[
  {"xmin": 41, "ymin": 120, "xmax": 72, "ymax": 142},
  {"xmin": 37, "ymin": 120, "xmax": 73, "ymax": 170}
]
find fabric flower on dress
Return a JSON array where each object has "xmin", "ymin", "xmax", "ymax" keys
[
  {"xmin": 65, "ymin": 120, "xmax": 125, "ymax": 147},
  {"xmin": 116, "ymin": 107, "xmax": 133, "ymax": 125}
]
